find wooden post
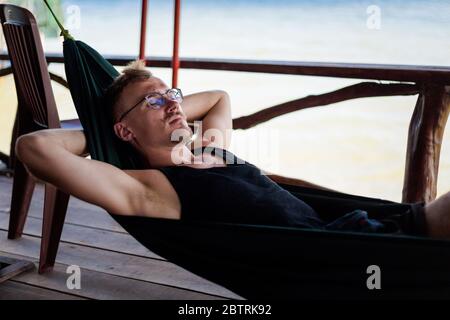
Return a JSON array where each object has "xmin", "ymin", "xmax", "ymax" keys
[
  {"xmin": 172, "ymin": 0, "xmax": 181, "ymax": 87},
  {"xmin": 139, "ymin": 0, "xmax": 148, "ymax": 61},
  {"xmin": 402, "ymin": 84, "xmax": 450, "ymax": 203}
]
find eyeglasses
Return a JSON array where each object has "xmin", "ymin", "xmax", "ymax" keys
[{"xmin": 117, "ymin": 88, "xmax": 183, "ymax": 122}]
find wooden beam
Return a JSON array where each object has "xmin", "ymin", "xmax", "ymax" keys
[
  {"xmin": 267, "ymin": 174, "xmax": 338, "ymax": 192},
  {"xmin": 2, "ymin": 53, "xmax": 450, "ymax": 82},
  {"xmin": 0, "ymin": 66, "xmax": 11, "ymax": 77},
  {"xmin": 0, "ymin": 256, "xmax": 34, "ymax": 283},
  {"xmin": 49, "ymin": 72, "xmax": 69, "ymax": 88},
  {"xmin": 233, "ymin": 82, "xmax": 419, "ymax": 130},
  {"xmin": 1, "ymin": 67, "xmax": 68, "ymax": 88},
  {"xmin": 179, "ymin": 59, "xmax": 450, "ymax": 84},
  {"xmin": 403, "ymin": 85, "xmax": 450, "ymax": 203}
]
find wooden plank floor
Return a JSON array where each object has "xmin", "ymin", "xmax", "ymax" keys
[{"xmin": 0, "ymin": 175, "xmax": 242, "ymax": 300}]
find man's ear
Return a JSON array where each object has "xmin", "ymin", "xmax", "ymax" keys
[{"xmin": 113, "ymin": 122, "xmax": 135, "ymax": 142}]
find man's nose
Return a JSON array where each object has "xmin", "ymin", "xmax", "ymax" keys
[{"xmin": 165, "ymin": 99, "xmax": 179, "ymax": 114}]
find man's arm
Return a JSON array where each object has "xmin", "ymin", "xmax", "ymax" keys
[
  {"xmin": 15, "ymin": 129, "xmax": 171, "ymax": 217},
  {"xmin": 181, "ymin": 90, "xmax": 232, "ymax": 149}
]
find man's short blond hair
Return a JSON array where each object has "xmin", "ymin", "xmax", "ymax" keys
[{"xmin": 104, "ymin": 59, "xmax": 152, "ymax": 123}]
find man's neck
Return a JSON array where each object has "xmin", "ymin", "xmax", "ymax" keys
[{"xmin": 142, "ymin": 144, "xmax": 194, "ymax": 168}]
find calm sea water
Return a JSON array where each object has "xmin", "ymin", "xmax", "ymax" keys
[
  {"xmin": 2, "ymin": 0, "xmax": 450, "ymax": 201},
  {"xmin": 43, "ymin": 0, "xmax": 450, "ymax": 65}
]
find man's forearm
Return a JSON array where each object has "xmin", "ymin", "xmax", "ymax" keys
[
  {"xmin": 181, "ymin": 90, "xmax": 232, "ymax": 149},
  {"xmin": 182, "ymin": 90, "xmax": 229, "ymax": 122},
  {"xmin": 17, "ymin": 129, "xmax": 89, "ymax": 158},
  {"xmin": 15, "ymin": 129, "xmax": 89, "ymax": 183}
]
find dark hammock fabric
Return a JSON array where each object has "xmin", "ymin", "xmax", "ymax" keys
[{"xmin": 62, "ymin": 38, "xmax": 450, "ymax": 299}]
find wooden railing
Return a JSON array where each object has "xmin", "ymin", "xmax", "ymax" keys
[{"xmin": 1, "ymin": 52, "xmax": 449, "ymax": 203}]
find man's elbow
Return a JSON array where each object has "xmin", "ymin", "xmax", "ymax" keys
[
  {"xmin": 218, "ymin": 90, "xmax": 232, "ymax": 120},
  {"xmin": 15, "ymin": 134, "xmax": 30, "ymax": 163},
  {"xmin": 15, "ymin": 133, "xmax": 46, "ymax": 164},
  {"xmin": 217, "ymin": 90, "xmax": 229, "ymax": 101}
]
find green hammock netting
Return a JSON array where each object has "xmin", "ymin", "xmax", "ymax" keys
[{"xmin": 50, "ymin": 6, "xmax": 450, "ymax": 298}]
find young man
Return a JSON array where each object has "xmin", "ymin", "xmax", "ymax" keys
[{"xmin": 15, "ymin": 61, "xmax": 450, "ymax": 238}]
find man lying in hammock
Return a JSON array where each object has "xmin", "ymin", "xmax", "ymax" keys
[{"xmin": 15, "ymin": 60, "xmax": 450, "ymax": 239}]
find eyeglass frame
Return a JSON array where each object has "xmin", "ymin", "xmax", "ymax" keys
[{"xmin": 116, "ymin": 88, "xmax": 183, "ymax": 123}]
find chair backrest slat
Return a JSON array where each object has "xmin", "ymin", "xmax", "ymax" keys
[
  {"xmin": 6, "ymin": 23, "xmax": 46, "ymax": 125},
  {"xmin": 0, "ymin": 4, "xmax": 61, "ymax": 130}
]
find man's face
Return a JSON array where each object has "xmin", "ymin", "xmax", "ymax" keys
[{"xmin": 113, "ymin": 77, "xmax": 192, "ymax": 149}]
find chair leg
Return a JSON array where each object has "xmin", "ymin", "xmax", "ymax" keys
[
  {"xmin": 39, "ymin": 184, "xmax": 70, "ymax": 274},
  {"xmin": 8, "ymin": 160, "xmax": 36, "ymax": 239}
]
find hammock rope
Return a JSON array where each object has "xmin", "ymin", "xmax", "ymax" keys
[{"xmin": 42, "ymin": 0, "xmax": 74, "ymax": 40}]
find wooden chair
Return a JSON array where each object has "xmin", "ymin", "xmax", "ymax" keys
[{"xmin": 0, "ymin": 4, "xmax": 82, "ymax": 273}]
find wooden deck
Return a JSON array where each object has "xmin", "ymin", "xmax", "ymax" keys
[{"xmin": 0, "ymin": 175, "xmax": 242, "ymax": 300}]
